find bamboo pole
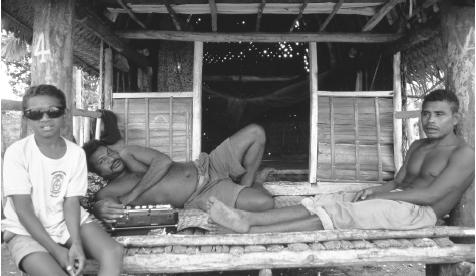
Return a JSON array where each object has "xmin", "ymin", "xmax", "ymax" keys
[
  {"xmin": 317, "ymin": 90, "xmax": 393, "ymax": 97},
  {"xmin": 289, "ymin": 0, "xmax": 308, "ymax": 32},
  {"xmin": 354, "ymin": 98, "xmax": 361, "ymax": 180},
  {"xmin": 209, "ymin": 0, "xmax": 218, "ymax": 32},
  {"xmin": 118, "ymin": 31, "xmax": 403, "ymax": 43},
  {"xmin": 145, "ymin": 98, "xmax": 150, "ymax": 147},
  {"xmin": 330, "ymin": 97, "xmax": 336, "ymax": 179},
  {"xmin": 169, "ymin": 97, "xmax": 173, "ymax": 157},
  {"xmin": 392, "ymin": 52, "xmax": 403, "ymax": 171},
  {"xmin": 319, "ymin": 0, "xmax": 345, "ymax": 32},
  {"xmin": 74, "ymin": 68, "xmax": 84, "ymax": 144},
  {"xmin": 104, "ymin": 48, "xmax": 114, "ymax": 110},
  {"xmin": 255, "ymin": 0, "xmax": 266, "ymax": 31},
  {"xmin": 361, "ymin": 0, "xmax": 403, "ymax": 32},
  {"xmin": 124, "ymin": 98, "xmax": 129, "ymax": 144},
  {"xmin": 375, "ymin": 98, "xmax": 382, "ymax": 181},
  {"xmin": 84, "ymin": 244, "xmax": 474, "ymax": 274},
  {"xmin": 108, "ymin": 2, "xmax": 381, "ymax": 16},
  {"xmin": 117, "ymin": 0, "xmax": 147, "ymax": 29},
  {"xmin": 308, "ymin": 42, "xmax": 318, "ymax": 184},
  {"xmin": 165, "ymin": 2, "xmax": 182, "ymax": 31},
  {"xmin": 114, "ymin": 227, "xmax": 475, "ymax": 247},
  {"xmin": 192, "ymin": 42, "xmax": 203, "ymax": 160}
]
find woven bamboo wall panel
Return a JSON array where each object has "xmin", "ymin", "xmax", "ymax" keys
[
  {"xmin": 317, "ymin": 96, "xmax": 395, "ymax": 181},
  {"xmin": 112, "ymin": 97, "xmax": 192, "ymax": 161}
]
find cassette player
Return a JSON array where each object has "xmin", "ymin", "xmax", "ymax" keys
[{"xmin": 109, "ymin": 204, "xmax": 178, "ymax": 231}]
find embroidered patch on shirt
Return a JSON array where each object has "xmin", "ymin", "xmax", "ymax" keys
[{"xmin": 50, "ymin": 171, "xmax": 66, "ymax": 197}]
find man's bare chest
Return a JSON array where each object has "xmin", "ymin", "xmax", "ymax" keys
[{"xmin": 406, "ymin": 147, "xmax": 453, "ymax": 179}]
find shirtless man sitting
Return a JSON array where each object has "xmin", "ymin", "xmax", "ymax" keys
[
  {"xmin": 83, "ymin": 124, "xmax": 274, "ymax": 223},
  {"xmin": 206, "ymin": 89, "xmax": 475, "ymax": 233}
]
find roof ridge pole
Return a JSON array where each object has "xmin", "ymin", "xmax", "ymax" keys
[{"xmin": 31, "ymin": 0, "xmax": 75, "ymax": 139}]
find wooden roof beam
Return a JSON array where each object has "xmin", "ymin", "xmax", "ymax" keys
[
  {"xmin": 361, "ymin": 0, "xmax": 402, "ymax": 31},
  {"xmin": 118, "ymin": 30, "xmax": 402, "ymax": 43},
  {"xmin": 165, "ymin": 2, "xmax": 183, "ymax": 31},
  {"xmin": 107, "ymin": 3, "xmax": 380, "ymax": 16},
  {"xmin": 76, "ymin": 6, "xmax": 150, "ymax": 67},
  {"xmin": 255, "ymin": 0, "xmax": 266, "ymax": 31},
  {"xmin": 209, "ymin": 0, "xmax": 218, "ymax": 32},
  {"xmin": 116, "ymin": 0, "xmax": 147, "ymax": 28},
  {"xmin": 290, "ymin": 0, "xmax": 308, "ymax": 32},
  {"xmin": 319, "ymin": 0, "xmax": 345, "ymax": 31}
]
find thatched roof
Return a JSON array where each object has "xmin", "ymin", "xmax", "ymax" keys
[
  {"xmin": 2, "ymin": 0, "xmax": 102, "ymax": 74},
  {"xmin": 1, "ymin": 0, "xmax": 446, "ymax": 86}
]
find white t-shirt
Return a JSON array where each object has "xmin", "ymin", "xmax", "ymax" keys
[{"xmin": 2, "ymin": 135, "xmax": 90, "ymax": 244}]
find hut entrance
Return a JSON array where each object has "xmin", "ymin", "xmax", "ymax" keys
[{"xmin": 202, "ymin": 42, "xmax": 311, "ymax": 176}]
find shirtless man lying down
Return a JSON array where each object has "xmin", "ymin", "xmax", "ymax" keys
[
  {"xmin": 206, "ymin": 89, "xmax": 475, "ymax": 233},
  {"xmin": 83, "ymin": 124, "xmax": 274, "ymax": 223}
]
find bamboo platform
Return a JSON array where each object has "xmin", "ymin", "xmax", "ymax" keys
[{"xmin": 83, "ymin": 227, "xmax": 474, "ymax": 274}]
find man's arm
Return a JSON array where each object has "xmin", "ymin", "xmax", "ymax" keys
[
  {"xmin": 369, "ymin": 146, "xmax": 474, "ymax": 205},
  {"xmin": 117, "ymin": 145, "xmax": 173, "ymax": 205},
  {"xmin": 353, "ymin": 140, "xmax": 419, "ymax": 201},
  {"xmin": 11, "ymin": 195, "xmax": 73, "ymax": 272},
  {"xmin": 63, "ymin": 196, "xmax": 85, "ymax": 275}
]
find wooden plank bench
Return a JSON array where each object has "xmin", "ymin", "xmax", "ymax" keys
[{"xmin": 82, "ymin": 183, "xmax": 474, "ymax": 275}]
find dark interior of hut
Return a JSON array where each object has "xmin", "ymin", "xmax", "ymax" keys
[{"xmin": 108, "ymin": 9, "xmax": 399, "ymax": 169}]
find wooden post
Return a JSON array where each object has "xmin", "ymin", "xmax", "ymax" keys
[
  {"xmin": 427, "ymin": 3, "xmax": 474, "ymax": 275},
  {"xmin": 104, "ymin": 47, "xmax": 114, "ymax": 110},
  {"xmin": 192, "ymin": 42, "xmax": 203, "ymax": 160},
  {"xmin": 442, "ymin": 2, "xmax": 475, "ymax": 228},
  {"xmin": 308, "ymin": 42, "xmax": 318, "ymax": 184},
  {"xmin": 30, "ymin": 0, "xmax": 75, "ymax": 139},
  {"xmin": 392, "ymin": 52, "xmax": 403, "ymax": 172},
  {"xmin": 73, "ymin": 68, "xmax": 83, "ymax": 145}
]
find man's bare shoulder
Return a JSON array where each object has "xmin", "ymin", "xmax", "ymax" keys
[
  {"xmin": 406, "ymin": 138, "xmax": 427, "ymax": 152},
  {"xmin": 450, "ymin": 140, "xmax": 474, "ymax": 163}
]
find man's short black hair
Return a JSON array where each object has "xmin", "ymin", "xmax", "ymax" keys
[
  {"xmin": 422, "ymin": 89, "xmax": 460, "ymax": 113},
  {"xmin": 22, "ymin": 84, "xmax": 67, "ymax": 111},
  {"xmin": 83, "ymin": 140, "xmax": 107, "ymax": 174}
]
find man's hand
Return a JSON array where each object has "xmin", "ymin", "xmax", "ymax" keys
[
  {"xmin": 92, "ymin": 199, "xmax": 125, "ymax": 223},
  {"xmin": 352, "ymin": 187, "xmax": 379, "ymax": 202},
  {"xmin": 118, "ymin": 192, "xmax": 135, "ymax": 206},
  {"xmin": 51, "ymin": 245, "xmax": 75, "ymax": 276},
  {"xmin": 68, "ymin": 241, "xmax": 85, "ymax": 276}
]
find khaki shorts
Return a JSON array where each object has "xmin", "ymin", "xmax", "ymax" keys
[
  {"xmin": 301, "ymin": 197, "xmax": 437, "ymax": 230},
  {"xmin": 3, "ymin": 215, "xmax": 95, "ymax": 271},
  {"xmin": 185, "ymin": 138, "xmax": 246, "ymax": 210}
]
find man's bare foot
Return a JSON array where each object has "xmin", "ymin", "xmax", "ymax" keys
[
  {"xmin": 206, "ymin": 197, "xmax": 250, "ymax": 233},
  {"xmin": 207, "ymin": 223, "xmax": 237, "ymax": 234}
]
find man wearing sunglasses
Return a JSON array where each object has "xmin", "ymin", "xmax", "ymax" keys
[
  {"xmin": 2, "ymin": 85, "xmax": 123, "ymax": 276},
  {"xmin": 83, "ymin": 124, "xmax": 275, "ymax": 223}
]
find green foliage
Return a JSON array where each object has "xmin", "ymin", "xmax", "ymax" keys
[
  {"xmin": 1, "ymin": 30, "xmax": 101, "ymax": 108},
  {"xmin": 1, "ymin": 31, "xmax": 31, "ymax": 97}
]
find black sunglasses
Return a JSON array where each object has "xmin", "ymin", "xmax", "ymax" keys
[{"xmin": 23, "ymin": 107, "xmax": 65, "ymax": 120}]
